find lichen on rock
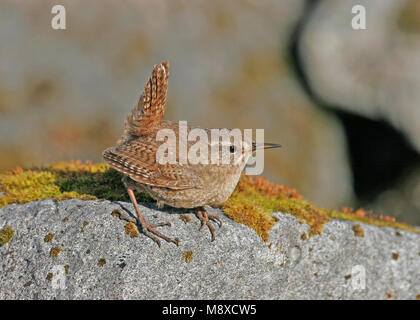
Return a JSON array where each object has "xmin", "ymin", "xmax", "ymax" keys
[{"xmin": 0, "ymin": 226, "xmax": 14, "ymax": 246}]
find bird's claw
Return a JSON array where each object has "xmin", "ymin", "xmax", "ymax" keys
[
  {"xmin": 140, "ymin": 221, "xmax": 179, "ymax": 247},
  {"xmin": 196, "ymin": 208, "xmax": 222, "ymax": 242}
]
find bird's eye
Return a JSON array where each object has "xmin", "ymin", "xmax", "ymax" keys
[{"xmin": 229, "ymin": 145, "xmax": 236, "ymax": 153}]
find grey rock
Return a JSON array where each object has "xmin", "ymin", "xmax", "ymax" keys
[{"xmin": 0, "ymin": 199, "xmax": 419, "ymax": 299}]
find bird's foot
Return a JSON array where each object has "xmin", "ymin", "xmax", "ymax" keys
[
  {"xmin": 139, "ymin": 220, "xmax": 180, "ymax": 247},
  {"xmin": 125, "ymin": 187, "xmax": 179, "ymax": 248},
  {"xmin": 196, "ymin": 207, "xmax": 222, "ymax": 242}
]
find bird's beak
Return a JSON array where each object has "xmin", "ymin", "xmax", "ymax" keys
[{"xmin": 252, "ymin": 142, "xmax": 282, "ymax": 152}]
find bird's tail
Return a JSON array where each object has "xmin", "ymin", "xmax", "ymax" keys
[{"xmin": 122, "ymin": 61, "xmax": 169, "ymax": 140}]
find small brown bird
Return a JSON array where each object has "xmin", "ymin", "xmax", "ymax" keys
[{"xmin": 103, "ymin": 61, "xmax": 281, "ymax": 246}]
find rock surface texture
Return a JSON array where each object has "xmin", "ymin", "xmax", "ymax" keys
[{"xmin": 0, "ymin": 199, "xmax": 419, "ymax": 299}]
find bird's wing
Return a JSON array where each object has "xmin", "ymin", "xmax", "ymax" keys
[
  {"xmin": 103, "ymin": 140, "xmax": 202, "ymax": 190},
  {"xmin": 124, "ymin": 61, "xmax": 169, "ymax": 137}
]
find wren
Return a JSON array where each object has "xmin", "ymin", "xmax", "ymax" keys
[{"xmin": 103, "ymin": 61, "xmax": 281, "ymax": 246}]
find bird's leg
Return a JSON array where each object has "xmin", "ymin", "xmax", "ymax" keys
[
  {"xmin": 195, "ymin": 207, "xmax": 222, "ymax": 242},
  {"xmin": 126, "ymin": 187, "xmax": 179, "ymax": 247}
]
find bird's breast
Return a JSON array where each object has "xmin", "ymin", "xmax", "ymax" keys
[{"xmin": 137, "ymin": 164, "xmax": 244, "ymax": 208}]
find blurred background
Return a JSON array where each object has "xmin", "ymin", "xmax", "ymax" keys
[{"xmin": 0, "ymin": 0, "xmax": 419, "ymax": 225}]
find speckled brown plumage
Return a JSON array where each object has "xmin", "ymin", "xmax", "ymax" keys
[
  {"xmin": 103, "ymin": 61, "xmax": 280, "ymax": 247},
  {"xmin": 125, "ymin": 60, "xmax": 168, "ymax": 137}
]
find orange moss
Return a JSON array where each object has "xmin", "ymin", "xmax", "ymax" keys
[
  {"xmin": 223, "ymin": 199, "xmax": 275, "ymax": 242},
  {"xmin": 124, "ymin": 222, "xmax": 139, "ymax": 238},
  {"xmin": 331, "ymin": 207, "xmax": 415, "ymax": 232},
  {"xmin": 352, "ymin": 224, "xmax": 365, "ymax": 238},
  {"xmin": 341, "ymin": 207, "xmax": 397, "ymax": 223},
  {"xmin": 235, "ymin": 175, "xmax": 302, "ymax": 200},
  {"xmin": 44, "ymin": 232, "xmax": 54, "ymax": 243},
  {"xmin": 223, "ymin": 175, "xmax": 304, "ymax": 241},
  {"xmin": 50, "ymin": 246, "xmax": 62, "ymax": 258},
  {"xmin": 223, "ymin": 174, "xmax": 418, "ymax": 242},
  {"xmin": 0, "ymin": 162, "xmax": 105, "ymax": 208},
  {"xmin": 182, "ymin": 251, "xmax": 194, "ymax": 263},
  {"xmin": 111, "ymin": 209, "xmax": 120, "ymax": 218},
  {"xmin": 179, "ymin": 214, "xmax": 192, "ymax": 224}
]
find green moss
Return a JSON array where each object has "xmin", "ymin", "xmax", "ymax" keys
[
  {"xmin": 328, "ymin": 209, "xmax": 416, "ymax": 232},
  {"xmin": 351, "ymin": 224, "xmax": 365, "ymax": 238},
  {"xmin": 0, "ymin": 161, "xmax": 152, "ymax": 208},
  {"xmin": 53, "ymin": 164, "xmax": 152, "ymax": 202},
  {"xmin": 0, "ymin": 169, "xmax": 61, "ymax": 207},
  {"xmin": 0, "ymin": 226, "xmax": 14, "ymax": 246},
  {"xmin": 223, "ymin": 192, "xmax": 275, "ymax": 242},
  {"xmin": 54, "ymin": 168, "xmax": 125, "ymax": 201}
]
